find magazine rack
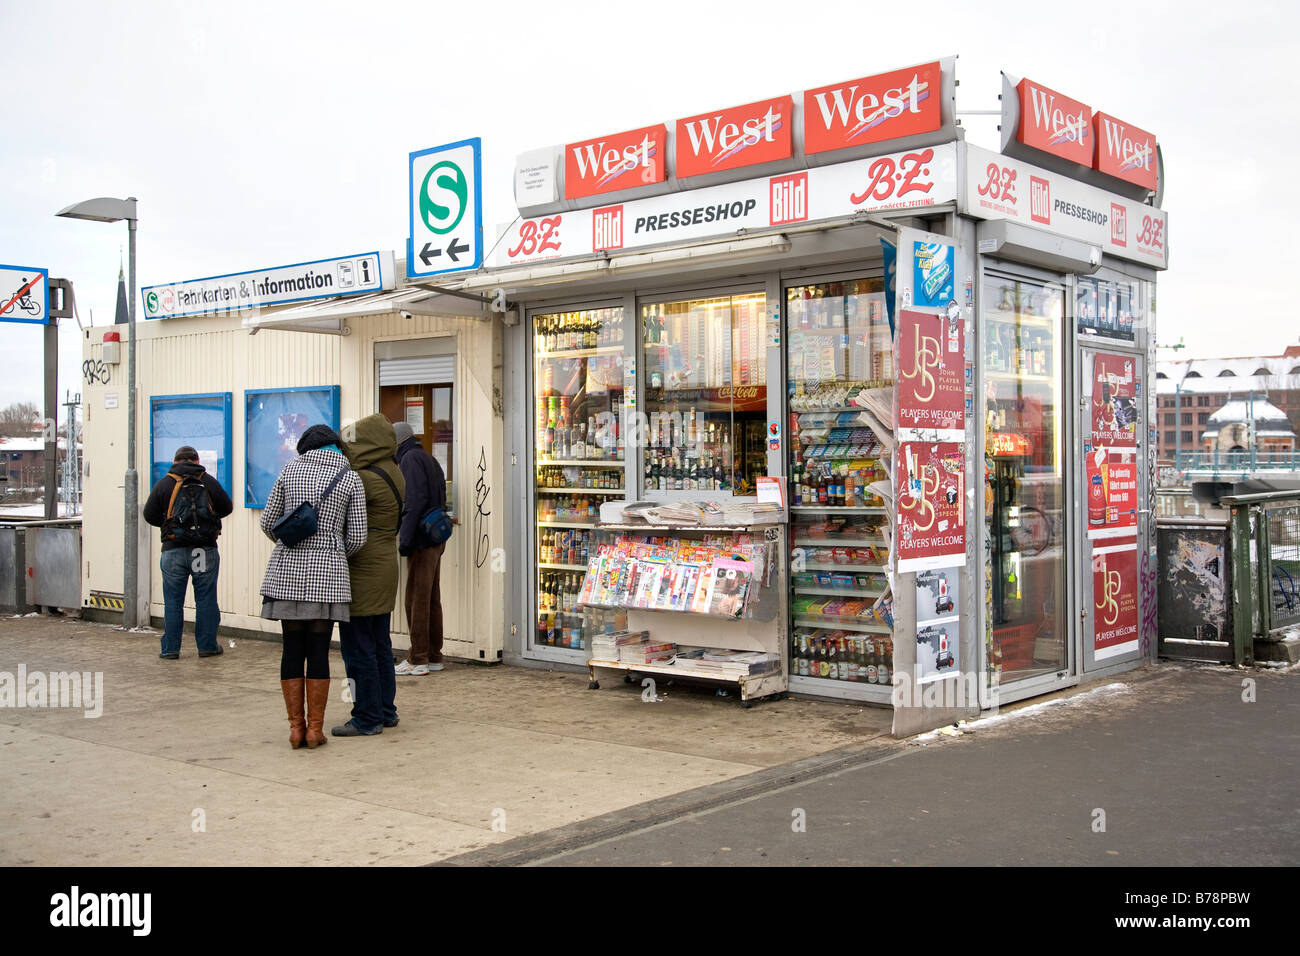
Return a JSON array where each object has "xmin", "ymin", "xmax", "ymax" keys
[{"xmin": 583, "ymin": 523, "xmax": 789, "ymax": 706}]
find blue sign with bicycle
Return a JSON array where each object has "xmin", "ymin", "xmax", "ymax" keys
[{"xmin": 0, "ymin": 264, "xmax": 49, "ymax": 324}]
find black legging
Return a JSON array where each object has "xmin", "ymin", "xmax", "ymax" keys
[{"xmin": 280, "ymin": 619, "xmax": 333, "ymax": 680}]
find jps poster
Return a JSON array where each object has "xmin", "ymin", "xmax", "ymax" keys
[
  {"xmin": 1093, "ymin": 544, "xmax": 1139, "ymax": 659},
  {"xmin": 912, "ymin": 240, "xmax": 953, "ymax": 308},
  {"xmin": 897, "ymin": 307, "xmax": 965, "ymax": 434},
  {"xmin": 1088, "ymin": 351, "xmax": 1138, "ymax": 448},
  {"xmin": 897, "ymin": 441, "xmax": 966, "ymax": 573}
]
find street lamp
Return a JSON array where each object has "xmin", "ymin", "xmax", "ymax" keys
[{"xmin": 56, "ymin": 197, "xmax": 142, "ymax": 628}]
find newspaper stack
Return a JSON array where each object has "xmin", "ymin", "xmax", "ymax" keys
[
  {"xmin": 683, "ymin": 650, "xmax": 781, "ymax": 677},
  {"xmin": 618, "ymin": 637, "xmax": 678, "ymax": 664},
  {"xmin": 590, "ymin": 629, "xmax": 650, "ymax": 661}
]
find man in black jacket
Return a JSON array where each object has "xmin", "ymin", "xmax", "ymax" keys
[
  {"xmin": 142, "ymin": 446, "xmax": 234, "ymax": 660},
  {"xmin": 393, "ymin": 422, "xmax": 448, "ymax": 676}
]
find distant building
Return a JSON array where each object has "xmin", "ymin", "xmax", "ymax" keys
[
  {"xmin": 1156, "ymin": 343, "xmax": 1300, "ymax": 462},
  {"xmin": 1201, "ymin": 398, "xmax": 1296, "ymax": 454}
]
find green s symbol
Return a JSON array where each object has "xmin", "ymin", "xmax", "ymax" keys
[
  {"xmin": 420, "ymin": 160, "xmax": 468, "ymax": 235},
  {"xmin": 146, "ymin": 291, "xmax": 159, "ymax": 314}
]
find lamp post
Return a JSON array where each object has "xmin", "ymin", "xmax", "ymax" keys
[{"xmin": 56, "ymin": 197, "xmax": 141, "ymax": 628}]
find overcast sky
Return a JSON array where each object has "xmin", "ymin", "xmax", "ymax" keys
[{"xmin": 1, "ymin": 0, "xmax": 1296, "ymax": 419}]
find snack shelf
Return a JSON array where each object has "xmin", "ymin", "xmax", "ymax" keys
[
  {"xmin": 536, "ymin": 345, "xmax": 624, "ymax": 360},
  {"xmin": 536, "ymin": 487, "xmax": 626, "ymax": 495},
  {"xmin": 792, "ymin": 586, "xmax": 886, "ymax": 598},
  {"xmin": 799, "ymin": 562, "xmax": 887, "ymax": 573},
  {"xmin": 792, "ymin": 616, "xmax": 892, "ymax": 634}
]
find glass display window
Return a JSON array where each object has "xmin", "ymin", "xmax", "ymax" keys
[
  {"xmin": 532, "ymin": 305, "xmax": 627, "ymax": 654},
  {"xmin": 785, "ymin": 277, "xmax": 894, "ymax": 689},
  {"xmin": 982, "ymin": 273, "xmax": 1068, "ymax": 683},
  {"xmin": 640, "ymin": 292, "xmax": 767, "ymax": 496}
]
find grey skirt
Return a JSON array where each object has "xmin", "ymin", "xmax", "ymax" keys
[{"xmin": 261, "ymin": 598, "xmax": 351, "ymax": 623}]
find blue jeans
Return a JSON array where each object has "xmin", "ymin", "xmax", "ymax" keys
[
  {"xmin": 339, "ymin": 613, "xmax": 396, "ymax": 732},
  {"xmin": 160, "ymin": 546, "xmax": 221, "ymax": 656}
]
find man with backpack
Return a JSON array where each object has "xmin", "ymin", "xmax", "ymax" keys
[
  {"xmin": 142, "ymin": 445, "xmax": 234, "ymax": 660},
  {"xmin": 393, "ymin": 421, "xmax": 449, "ymax": 676}
]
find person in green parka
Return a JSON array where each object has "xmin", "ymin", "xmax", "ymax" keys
[{"xmin": 331, "ymin": 413, "xmax": 406, "ymax": 737}]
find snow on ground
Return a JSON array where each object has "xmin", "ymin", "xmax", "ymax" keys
[{"xmin": 915, "ymin": 681, "xmax": 1133, "ymax": 741}]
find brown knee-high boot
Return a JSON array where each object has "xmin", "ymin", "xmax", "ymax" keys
[
  {"xmin": 281, "ymin": 679, "xmax": 306, "ymax": 749},
  {"xmin": 305, "ymin": 679, "xmax": 330, "ymax": 749}
]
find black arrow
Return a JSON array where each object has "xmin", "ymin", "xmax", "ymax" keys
[
  {"xmin": 446, "ymin": 237, "xmax": 469, "ymax": 263},
  {"xmin": 419, "ymin": 241, "xmax": 441, "ymax": 267}
]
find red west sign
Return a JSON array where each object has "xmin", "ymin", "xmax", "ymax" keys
[
  {"xmin": 564, "ymin": 124, "xmax": 667, "ymax": 201},
  {"xmin": 675, "ymin": 95, "xmax": 793, "ymax": 178},
  {"xmin": 1016, "ymin": 77, "xmax": 1092, "ymax": 168},
  {"xmin": 1093, "ymin": 111, "xmax": 1157, "ymax": 191},
  {"xmin": 803, "ymin": 61, "xmax": 942, "ymax": 155}
]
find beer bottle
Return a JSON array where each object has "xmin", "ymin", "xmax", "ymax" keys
[
  {"xmin": 827, "ymin": 638, "xmax": 839, "ymax": 681},
  {"xmin": 818, "ymin": 639, "xmax": 830, "ymax": 679},
  {"xmin": 865, "ymin": 638, "xmax": 879, "ymax": 684},
  {"xmin": 877, "ymin": 640, "xmax": 891, "ymax": 685}
]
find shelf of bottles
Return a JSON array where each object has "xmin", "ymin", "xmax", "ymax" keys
[
  {"xmin": 982, "ymin": 276, "xmax": 1068, "ymax": 682},
  {"xmin": 641, "ymin": 292, "xmax": 768, "ymax": 496},
  {"xmin": 533, "ymin": 306, "xmax": 628, "ymax": 653},
  {"xmin": 785, "ymin": 278, "xmax": 895, "ymax": 687}
]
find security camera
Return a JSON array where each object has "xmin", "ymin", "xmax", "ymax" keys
[{"xmin": 400, "ymin": 310, "xmax": 414, "ymax": 320}]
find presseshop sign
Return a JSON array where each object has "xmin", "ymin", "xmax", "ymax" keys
[{"xmin": 497, "ymin": 142, "xmax": 958, "ymax": 267}]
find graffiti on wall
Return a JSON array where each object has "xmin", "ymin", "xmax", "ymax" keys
[{"xmin": 474, "ymin": 446, "xmax": 491, "ymax": 569}]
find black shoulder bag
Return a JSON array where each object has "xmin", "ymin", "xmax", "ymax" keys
[{"xmin": 272, "ymin": 467, "xmax": 349, "ymax": 547}]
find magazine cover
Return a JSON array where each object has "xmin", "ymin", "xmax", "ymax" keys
[{"xmin": 707, "ymin": 558, "xmax": 754, "ymax": 618}]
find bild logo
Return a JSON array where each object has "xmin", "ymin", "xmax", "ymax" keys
[
  {"xmin": 1111, "ymin": 203, "xmax": 1127, "ymax": 247},
  {"xmin": 419, "ymin": 160, "xmax": 469, "ymax": 236},
  {"xmin": 1030, "ymin": 176, "xmax": 1051, "ymax": 224},
  {"xmin": 593, "ymin": 206, "xmax": 624, "ymax": 252},
  {"xmin": 770, "ymin": 171, "xmax": 808, "ymax": 226}
]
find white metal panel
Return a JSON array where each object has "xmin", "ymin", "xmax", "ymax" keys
[{"xmin": 378, "ymin": 356, "xmax": 456, "ymax": 386}]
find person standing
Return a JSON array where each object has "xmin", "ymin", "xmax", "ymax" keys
[
  {"xmin": 260, "ymin": 425, "xmax": 367, "ymax": 749},
  {"xmin": 142, "ymin": 446, "xmax": 234, "ymax": 660},
  {"xmin": 332, "ymin": 414, "xmax": 405, "ymax": 737},
  {"xmin": 393, "ymin": 421, "xmax": 447, "ymax": 676}
]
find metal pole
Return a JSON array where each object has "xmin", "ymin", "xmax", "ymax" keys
[
  {"xmin": 124, "ymin": 213, "xmax": 139, "ymax": 628},
  {"xmin": 1174, "ymin": 382, "xmax": 1181, "ymax": 474},
  {"xmin": 43, "ymin": 316, "xmax": 58, "ymax": 520}
]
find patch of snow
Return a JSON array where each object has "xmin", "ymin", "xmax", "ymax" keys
[{"xmin": 960, "ymin": 682, "xmax": 1132, "ymax": 730}]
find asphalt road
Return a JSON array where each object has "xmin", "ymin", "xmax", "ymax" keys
[{"xmin": 500, "ymin": 663, "xmax": 1300, "ymax": 867}]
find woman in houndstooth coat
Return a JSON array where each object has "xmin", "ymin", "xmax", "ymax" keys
[{"xmin": 260, "ymin": 424, "xmax": 368, "ymax": 750}]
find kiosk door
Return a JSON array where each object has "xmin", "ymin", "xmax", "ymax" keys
[{"xmin": 1078, "ymin": 345, "xmax": 1145, "ymax": 671}]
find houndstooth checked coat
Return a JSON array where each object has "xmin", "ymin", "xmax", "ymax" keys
[{"xmin": 259, "ymin": 447, "xmax": 368, "ymax": 604}]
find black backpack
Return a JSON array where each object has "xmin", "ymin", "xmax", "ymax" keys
[{"xmin": 164, "ymin": 472, "xmax": 221, "ymax": 546}]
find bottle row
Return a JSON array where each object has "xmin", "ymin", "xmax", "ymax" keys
[
  {"xmin": 536, "ymin": 607, "xmax": 627, "ymax": 651},
  {"xmin": 539, "ymin": 529, "xmax": 595, "ymax": 567},
  {"xmin": 538, "ymin": 571, "xmax": 586, "ymax": 615},
  {"xmin": 642, "ymin": 451, "xmax": 732, "ymax": 493},
  {"xmin": 791, "ymin": 461, "xmax": 887, "ymax": 508},
  {"xmin": 536, "ymin": 466, "xmax": 624, "ymax": 489},
  {"xmin": 536, "ymin": 495, "xmax": 600, "ymax": 524},
  {"xmin": 535, "ymin": 310, "xmax": 624, "ymax": 353},
  {"xmin": 788, "ymin": 380, "xmax": 889, "ymax": 412},
  {"xmin": 791, "ymin": 631, "xmax": 893, "ymax": 684}
]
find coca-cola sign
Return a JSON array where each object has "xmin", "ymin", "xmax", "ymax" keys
[
  {"xmin": 564, "ymin": 124, "xmax": 667, "ymax": 201},
  {"xmin": 803, "ymin": 61, "xmax": 943, "ymax": 155},
  {"xmin": 1093, "ymin": 112, "xmax": 1157, "ymax": 192},
  {"xmin": 675, "ymin": 95, "xmax": 793, "ymax": 178},
  {"xmin": 1015, "ymin": 77, "xmax": 1092, "ymax": 168}
]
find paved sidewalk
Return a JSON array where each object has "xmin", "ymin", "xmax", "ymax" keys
[{"xmin": 0, "ymin": 614, "xmax": 891, "ymax": 866}]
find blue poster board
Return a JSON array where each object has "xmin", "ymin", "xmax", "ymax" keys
[
  {"xmin": 149, "ymin": 393, "xmax": 233, "ymax": 493},
  {"xmin": 244, "ymin": 386, "xmax": 341, "ymax": 508}
]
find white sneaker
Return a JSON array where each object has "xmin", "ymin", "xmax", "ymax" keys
[
  {"xmin": 426, "ymin": 663, "xmax": 445, "ymax": 672},
  {"xmin": 394, "ymin": 660, "xmax": 422, "ymax": 676}
]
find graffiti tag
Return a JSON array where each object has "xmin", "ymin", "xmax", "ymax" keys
[{"xmin": 474, "ymin": 446, "xmax": 491, "ymax": 569}]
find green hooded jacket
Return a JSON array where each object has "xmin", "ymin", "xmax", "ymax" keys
[{"xmin": 343, "ymin": 413, "xmax": 407, "ymax": 616}]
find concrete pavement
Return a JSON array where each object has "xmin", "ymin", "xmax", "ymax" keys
[{"xmin": 0, "ymin": 613, "xmax": 891, "ymax": 865}]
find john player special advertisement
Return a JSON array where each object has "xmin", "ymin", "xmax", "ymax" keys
[
  {"xmin": 897, "ymin": 307, "xmax": 965, "ymax": 434},
  {"xmin": 896, "ymin": 441, "xmax": 966, "ymax": 573},
  {"xmin": 1092, "ymin": 543, "xmax": 1139, "ymax": 659}
]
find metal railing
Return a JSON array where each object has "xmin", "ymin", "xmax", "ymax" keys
[
  {"xmin": 1170, "ymin": 449, "xmax": 1300, "ymax": 478},
  {"xmin": 1222, "ymin": 489, "xmax": 1300, "ymax": 662}
]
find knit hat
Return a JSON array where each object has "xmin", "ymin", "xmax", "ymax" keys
[
  {"xmin": 297, "ymin": 424, "xmax": 343, "ymax": 454},
  {"xmin": 173, "ymin": 445, "xmax": 199, "ymax": 462},
  {"xmin": 393, "ymin": 422, "xmax": 415, "ymax": 444}
]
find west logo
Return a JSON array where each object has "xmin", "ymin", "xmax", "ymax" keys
[
  {"xmin": 564, "ymin": 124, "xmax": 666, "ymax": 201},
  {"xmin": 1094, "ymin": 112, "xmax": 1158, "ymax": 191},
  {"xmin": 804, "ymin": 62, "xmax": 942, "ymax": 155},
  {"xmin": 592, "ymin": 206, "xmax": 624, "ymax": 251},
  {"xmin": 1016, "ymin": 78, "xmax": 1093, "ymax": 167},
  {"xmin": 1030, "ymin": 176, "xmax": 1051, "ymax": 224},
  {"xmin": 769, "ymin": 172, "xmax": 807, "ymax": 226},
  {"xmin": 676, "ymin": 96, "xmax": 792, "ymax": 178}
]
